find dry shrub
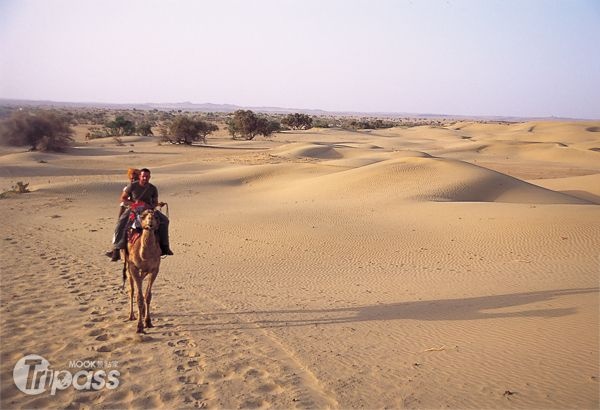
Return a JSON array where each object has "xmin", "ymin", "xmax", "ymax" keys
[
  {"xmin": 0, "ymin": 110, "xmax": 73, "ymax": 152},
  {"xmin": 0, "ymin": 181, "xmax": 30, "ymax": 199}
]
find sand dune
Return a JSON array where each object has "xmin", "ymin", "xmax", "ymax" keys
[
  {"xmin": 1, "ymin": 121, "xmax": 599, "ymax": 409},
  {"xmin": 268, "ymin": 153, "xmax": 588, "ymax": 204},
  {"xmin": 271, "ymin": 142, "xmax": 345, "ymax": 160},
  {"xmin": 530, "ymin": 173, "xmax": 600, "ymax": 204}
]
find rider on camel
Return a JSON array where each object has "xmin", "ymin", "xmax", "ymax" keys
[{"xmin": 109, "ymin": 168, "xmax": 173, "ymax": 261}]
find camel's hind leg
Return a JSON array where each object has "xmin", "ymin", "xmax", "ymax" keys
[{"xmin": 144, "ymin": 272, "xmax": 158, "ymax": 328}]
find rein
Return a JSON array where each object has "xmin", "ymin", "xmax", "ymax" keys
[{"xmin": 158, "ymin": 202, "xmax": 169, "ymax": 218}]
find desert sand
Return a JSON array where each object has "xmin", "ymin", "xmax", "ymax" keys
[{"xmin": 1, "ymin": 121, "xmax": 599, "ymax": 409}]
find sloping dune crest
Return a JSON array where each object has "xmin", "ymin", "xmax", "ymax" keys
[
  {"xmin": 32, "ymin": 153, "xmax": 585, "ymax": 205},
  {"xmin": 275, "ymin": 153, "xmax": 588, "ymax": 204},
  {"xmin": 530, "ymin": 173, "xmax": 600, "ymax": 204},
  {"xmin": 3, "ymin": 137, "xmax": 589, "ymax": 207},
  {"xmin": 271, "ymin": 142, "xmax": 344, "ymax": 160}
]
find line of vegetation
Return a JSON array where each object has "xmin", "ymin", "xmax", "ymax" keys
[{"xmin": 1, "ymin": 104, "xmax": 464, "ymax": 152}]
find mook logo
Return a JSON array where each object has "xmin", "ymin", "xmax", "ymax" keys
[{"xmin": 13, "ymin": 354, "xmax": 120, "ymax": 395}]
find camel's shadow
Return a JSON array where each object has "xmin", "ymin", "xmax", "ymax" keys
[{"xmin": 171, "ymin": 287, "xmax": 599, "ymax": 331}]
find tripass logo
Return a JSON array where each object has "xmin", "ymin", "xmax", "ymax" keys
[{"xmin": 13, "ymin": 354, "xmax": 120, "ymax": 395}]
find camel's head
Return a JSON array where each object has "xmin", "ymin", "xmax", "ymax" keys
[{"xmin": 140, "ymin": 209, "xmax": 159, "ymax": 231}]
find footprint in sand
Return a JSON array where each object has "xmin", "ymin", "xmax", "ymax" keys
[
  {"xmin": 244, "ymin": 368, "xmax": 266, "ymax": 379},
  {"xmin": 174, "ymin": 349, "xmax": 200, "ymax": 358},
  {"xmin": 88, "ymin": 328, "xmax": 104, "ymax": 337},
  {"xmin": 177, "ymin": 339, "xmax": 197, "ymax": 348},
  {"xmin": 190, "ymin": 392, "xmax": 204, "ymax": 401},
  {"xmin": 96, "ymin": 344, "xmax": 113, "ymax": 353},
  {"xmin": 258, "ymin": 383, "xmax": 284, "ymax": 394},
  {"xmin": 240, "ymin": 398, "xmax": 267, "ymax": 408},
  {"xmin": 128, "ymin": 365, "xmax": 144, "ymax": 373}
]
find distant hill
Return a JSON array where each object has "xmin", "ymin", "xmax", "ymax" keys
[{"xmin": 0, "ymin": 98, "xmax": 584, "ymax": 121}]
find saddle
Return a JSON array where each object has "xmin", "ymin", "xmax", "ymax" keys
[{"xmin": 126, "ymin": 201, "xmax": 151, "ymax": 245}]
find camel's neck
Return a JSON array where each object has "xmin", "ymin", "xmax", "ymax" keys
[{"xmin": 139, "ymin": 228, "xmax": 158, "ymax": 259}]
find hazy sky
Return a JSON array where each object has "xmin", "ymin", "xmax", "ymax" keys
[{"xmin": 1, "ymin": 0, "xmax": 599, "ymax": 118}]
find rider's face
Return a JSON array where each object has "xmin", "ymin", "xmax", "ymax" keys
[{"xmin": 139, "ymin": 171, "xmax": 151, "ymax": 185}]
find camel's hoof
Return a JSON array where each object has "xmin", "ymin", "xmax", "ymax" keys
[
  {"xmin": 136, "ymin": 328, "xmax": 145, "ymax": 334},
  {"xmin": 129, "ymin": 316, "xmax": 136, "ymax": 321},
  {"xmin": 145, "ymin": 322, "xmax": 154, "ymax": 328}
]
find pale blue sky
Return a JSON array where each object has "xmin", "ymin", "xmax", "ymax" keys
[{"xmin": 1, "ymin": 0, "xmax": 599, "ymax": 118}]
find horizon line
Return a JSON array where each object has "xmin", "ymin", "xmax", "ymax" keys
[{"xmin": 0, "ymin": 97, "xmax": 596, "ymax": 122}]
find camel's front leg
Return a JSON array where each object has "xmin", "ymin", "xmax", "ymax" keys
[
  {"xmin": 127, "ymin": 268, "xmax": 136, "ymax": 321},
  {"xmin": 133, "ymin": 274, "xmax": 146, "ymax": 333},
  {"xmin": 144, "ymin": 272, "xmax": 158, "ymax": 328}
]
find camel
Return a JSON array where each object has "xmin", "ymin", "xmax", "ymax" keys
[{"xmin": 121, "ymin": 209, "xmax": 161, "ymax": 333}]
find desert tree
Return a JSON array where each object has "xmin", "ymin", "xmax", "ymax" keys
[
  {"xmin": 105, "ymin": 115, "xmax": 135, "ymax": 136},
  {"xmin": 282, "ymin": 113, "xmax": 313, "ymax": 130},
  {"xmin": 227, "ymin": 110, "xmax": 257, "ymax": 140},
  {"xmin": 194, "ymin": 119, "xmax": 219, "ymax": 144},
  {"xmin": 227, "ymin": 110, "xmax": 281, "ymax": 140},
  {"xmin": 311, "ymin": 117, "xmax": 331, "ymax": 128},
  {"xmin": 167, "ymin": 116, "xmax": 218, "ymax": 144},
  {"xmin": 136, "ymin": 122, "xmax": 154, "ymax": 136},
  {"xmin": 259, "ymin": 118, "xmax": 281, "ymax": 137},
  {"xmin": 0, "ymin": 110, "xmax": 74, "ymax": 152}
]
